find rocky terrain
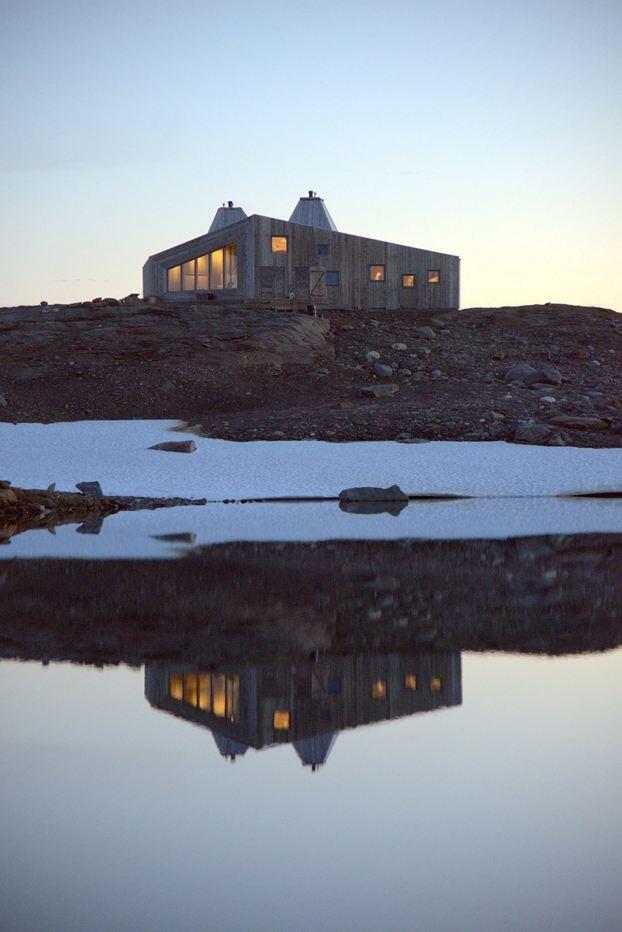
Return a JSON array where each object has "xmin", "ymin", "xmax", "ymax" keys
[
  {"xmin": 1, "ymin": 534, "xmax": 620, "ymax": 665},
  {"xmin": 1, "ymin": 298, "xmax": 621, "ymax": 446}
]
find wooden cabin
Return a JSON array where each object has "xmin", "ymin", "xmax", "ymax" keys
[{"xmin": 142, "ymin": 193, "xmax": 460, "ymax": 311}]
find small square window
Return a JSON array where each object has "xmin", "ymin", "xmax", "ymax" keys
[
  {"xmin": 428, "ymin": 270, "xmax": 440, "ymax": 284},
  {"xmin": 271, "ymin": 235, "xmax": 288, "ymax": 253},
  {"xmin": 273, "ymin": 710, "xmax": 290, "ymax": 730},
  {"xmin": 325, "ymin": 270, "xmax": 340, "ymax": 286},
  {"xmin": 372, "ymin": 680, "xmax": 387, "ymax": 699},
  {"xmin": 369, "ymin": 265, "xmax": 385, "ymax": 282},
  {"xmin": 317, "ymin": 243, "xmax": 328, "ymax": 256},
  {"xmin": 402, "ymin": 274, "xmax": 415, "ymax": 288}
]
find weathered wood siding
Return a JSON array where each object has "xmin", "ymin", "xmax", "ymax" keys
[{"xmin": 144, "ymin": 213, "xmax": 459, "ymax": 310}]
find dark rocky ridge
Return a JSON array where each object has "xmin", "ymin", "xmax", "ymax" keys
[
  {"xmin": 2, "ymin": 534, "xmax": 621, "ymax": 666},
  {"xmin": 1, "ymin": 300, "xmax": 621, "ymax": 446}
]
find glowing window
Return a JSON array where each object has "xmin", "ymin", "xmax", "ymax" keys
[
  {"xmin": 402, "ymin": 274, "xmax": 415, "ymax": 288},
  {"xmin": 271, "ymin": 236, "xmax": 288, "ymax": 254},
  {"xmin": 169, "ymin": 672, "xmax": 183, "ymax": 700},
  {"xmin": 210, "ymin": 249, "xmax": 224, "ymax": 290},
  {"xmin": 182, "ymin": 260, "xmax": 196, "ymax": 291},
  {"xmin": 431, "ymin": 677, "xmax": 442, "ymax": 692},
  {"xmin": 428, "ymin": 270, "xmax": 440, "ymax": 284},
  {"xmin": 196, "ymin": 255, "xmax": 209, "ymax": 290},
  {"xmin": 372, "ymin": 680, "xmax": 387, "ymax": 699},
  {"xmin": 184, "ymin": 673, "xmax": 198, "ymax": 707},
  {"xmin": 224, "ymin": 243, "xmax": 238, "ymax": 288},
  {"xmin": 167, "ymin": 265, "xmax": 181, "ymax": 291},
  {"xmin": 273, "ymin": 710, "xmax": 290, "ymax": 730},
  {"xmin": 325, "ymin": 270, "xmax": 340, "ymax": 286},
  {"xmin": 405, "ymin": 674, "xmax": 417, "ymax": 691},
  {"xmin": 369, "ymin": 265, "xmax": 385, "ymax": 282},
  {"xmin": 212, "ymin": 673, "xmax": 226, "ymax": 717},
  {"xmin": 198, "ymin": 673, "xmax": 211, "ymax": 711}
]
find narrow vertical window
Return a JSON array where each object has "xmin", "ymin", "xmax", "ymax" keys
[
  {"xmin": 169, "ymin": 672, "xmax": 183, "ymax": 700},
  {"xmin": 181, "ymin": 259, "xmax": 196, "ymax": 291},
  {"xmin": 167, "ymin": 265, "xmax": 181, "ymax": 291},
  {"xmin": 196, "ymin": 255, "xmax": 209, "ymax": 290},
  {"xmin": 212, "ymin": 673, "xmax": 226, "ymax": 717},
  {"xmin": 404, "ymin": 674, "xmax": 417, "ymax": 690},
  {"xmin": 184, "ymin": 673, "xmax": 198, "ymax": 707},
  {"xmin": 224, "ymin": 243, "xmax": 238, "ymax": 288},
  {"xmin": 372, "ymin": 680, "xmax": 387, "ymax": 699},
  {"xmin": 210, "ymin": 249, "xmax": 224, "ymax": 289},
  {"xmin": 198, "ymin": 673, "xmax": 211, "ymax": 711}
]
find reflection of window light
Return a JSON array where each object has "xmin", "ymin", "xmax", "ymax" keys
[
  {"xmin": 212, "ymin": 674, "xmax": 226, "ymax": 716},
  {"xmin": 431, "ymin": 677, "xmax": 442, "ymax": 692},
  {"xmin": 372, "ymin": 680, "xmax": 387, "ymax": 699},
  {"xmin": 273, "ymin": 710, "xmax": 290, "ymax": 730},
  {"xmin": 428, "ymin": 270, "xmax": 440, "ymax": 284},
  {"xmin": 404, "ymin": 674, "xmax": 417, "ymax": 690},
  {"xmin": 198, "ymin": 673, "xmax": 211, "ymax": 710},
  {"xmin": 271, "ymin": 236, "xmax": 288, "ymax": 253},
  {"xmin": 169, "ymin": 672, "xmax": 183, "ymax": 700},
  {"xmin": 402, "ymin": 274, "xmax": 415, "ymax": 288},
  {"xmin": 369, "ymin": 265, "xmax": 385, "ymax": 282},
  {"xmin": 167, "ymin": 266, "xmax": 181, "ymax": 291},
  {"xmin": 184, "ymin": 673, "xmax": 198, "ymax": 707}
]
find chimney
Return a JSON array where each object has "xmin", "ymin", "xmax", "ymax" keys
[
  {"xmin": 289, "ymin": 192, "xmax": 338, "ymax": 231},
  {"xmin": 208, "ymin": 201, "xmax": 247, "ymax": 234}
]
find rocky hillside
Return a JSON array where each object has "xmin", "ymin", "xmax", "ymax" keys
[{"xmin": 1, "ymin": 299, "xmax": 620, "ymax": 446}]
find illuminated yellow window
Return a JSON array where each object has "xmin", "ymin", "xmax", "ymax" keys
[
  {"xmin": 372, "ymin": 680, "xmax": 387, "ymax": 699},
  {"xmin": 182, "ymin": 259, "xmax": 196, "ymax": 291},
  {"xmin": 404, "ymin": 674, "xmax": 417, "ymax": 691},
  {"xmin": 430, "ymin": 677, "xmax": 442, "ymax": 692},
  {"xmin": 271, "ymin": 235, "xmax": 288, "ymax": 253},
  {"xmin": 402, "ymin": 274, "xmax": 415, "ymax": 288},
  {"xmin": 212, "ymin": 673, "xmax": 226, "ymax": 717},
  {"xmin": 224, "ymin": 243, "xmax": 238, "ymax": 288},
  {"xmin": 428, "ymin": 270, "xmax": 440, "ymax": 284},
  {"xmin": 226, "ymin": 675, "xmax": 240, "ymax": 723},
  {"xmin": 210, "ymin": 248, "xmax": 224, "ymax": 289},
  {"xmin": 196, "ymin": 255, "xmax": 209, "ymax": 290},
  {"xmin": 184, "ymin": 673, "xmax": 198, "ymax": 707},
  {"xmin": 369, "ymin": 265, "xmax": 385, "ymax": 282},
  {"xmin": 273, "ymin": 710, "xmax": 290, "ymax": 730},
  {"xmin": 169, "ymin": 672, "xmax": 183, "ymax": 700},
  {"xmin": 198, "ymin": 673, "xmax": 211, "ymax": 711},
  {"xmin": 167, "ymin": 265, "xmax": 181, "ymax": 291}
]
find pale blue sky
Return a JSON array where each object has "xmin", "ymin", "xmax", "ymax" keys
[{"xmin": 1, "ymin": 0, "xmax": 620, "ymax": 308}]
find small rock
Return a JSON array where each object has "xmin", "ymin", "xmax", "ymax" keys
[
  {"xmin": 76, "ymin": 481, "xmax": 103, "ymax": 498},
  {"xmin": 547, "ymin": 434, "xmax": 566, "ymax": 446},
  {"xmin": 513, "ymin": 422, "xmax": 552, "ymax": 444},
  {"xmin": 415, "ymin": 326, "xmax": 436, "ymax": 339},
  {"xmin": 548, "ymin": 415, "xmax": 609, "ymax": 430},
  {"xmin": 399, "ymin": 368, "xmax": 412, "ymax": 376},
  {"xmin": 360, "ymin": 384, "xmax": 399, "ymax": 398},
  {"xmin": 540, "ymin": 396, "xmax": 557, "ymax": 404},
  {"xmin": 0, "ymin": 392, "xmax": 7, "ymax": 408},
  {"xmin": 152, "ymin": 532, "xmax": 197, "ymax": 544},
  {"xmin": 365, "ymin": 351, "xmax": 381, "ymax": 362},
  {"xmin": 373, "ymin": 363, "xmax": 393, "ymax": 378},
  {"xmin": 369, "ymin": 318, "xmax": 380, "ymax": 328},
  {"xmin": 149, "ymin": 440, "xmax": 197, "ymax": 453},
  {"xmin": 504, "ymin": 363, "xmax": 539, "ymax": 385},
  {"xmin": 391, "ymin": 342, "xmax": 407, "ymax": 351},
  {"xmin": 270, "ymin": 430, "xmax": 285, "ymax": 438},
  {"xmin": 339, "ymin": 484, "xmax": 409, "ymax": 503},
  {"xmin": 431, "ymin": 369, "xmax": 442, "ymax": 379}
]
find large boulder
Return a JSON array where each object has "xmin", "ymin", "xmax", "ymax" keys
[{"xmin": 338, "ymin": 484, "xmax": 409, "ymax": 503}]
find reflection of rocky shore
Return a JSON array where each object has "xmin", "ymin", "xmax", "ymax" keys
[
  {"xmin": 145, "ymin": 651, "xmax": 462, "ymax": 768},
  {"xmin": 2, "ymin": 534, "xmax": 621, "ymax": 665}
]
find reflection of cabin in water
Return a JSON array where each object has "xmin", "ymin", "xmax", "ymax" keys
[
  {"xmin": 142, "ymin": 192, "xmax": 460, "ymax": 311},
  {"xmin": 145, "ymin": 652, "xmax": 461, "ymax": 769}
]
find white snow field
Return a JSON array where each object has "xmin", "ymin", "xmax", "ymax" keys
[{"xmin": 0, "ymin": 420, "xmax": 621, "ymax": 500}]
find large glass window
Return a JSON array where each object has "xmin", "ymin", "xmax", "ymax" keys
[
  {"xmin": 224, "ymin": 243, "xmax": 237, "ymax": 288},
  {"xmin": 196, "ymin": 255, "xmax": 209, "ymax": 290},
  {"xmin": 181, "ymin": 260, "xmax": 196, "ymax": 291},
  {"xmin": 369, "ymin": 265, "xmax": 385, "ymax": 282},
  {"xmin": 210, "ymin": 249, "xmax": 224, "ymax": 290},
  {"xmin": 167, "ymin": 265, "xmax": 181, "ymax": 291},
  {"xmin": 271, "ymin": 235, "xmax": 288, "ymax": 253}
]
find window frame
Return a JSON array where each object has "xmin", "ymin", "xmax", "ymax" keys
[
  {"xmin": 402, "ymin": 273, "xmax": 416, "ymax": 288},
  {"xmin": 369, "ymin": 264, "xmax": 386, "ymax": 283},
  {"xmin": 427, "ymin": 270, "xmax": 440, "ymax": 284},
  {"xmin": 271, "ymin": 235, "xmax": 288, "ymax": 254}
]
